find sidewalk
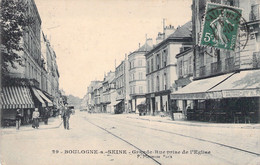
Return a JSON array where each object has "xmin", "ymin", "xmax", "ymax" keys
[
  {"xmin": 122, "ymin": 113, "xmax": 260, "ymax": 129},
  {"xmin": 0, "ymin": 116, "xmax": 62, "ymax": 135}
]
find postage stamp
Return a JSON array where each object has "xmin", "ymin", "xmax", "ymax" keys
[{"xmin": 200, "ymin": 3, "xmax": 243, "ymax": 51}]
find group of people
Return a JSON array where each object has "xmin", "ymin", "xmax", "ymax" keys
[
  {"xmin": 15, "ymin": 103, "xmax": 71, "ymax": 130},
  {"xmin": 16, "ymin": 108, "xmax": 41, "ymax": 130}
]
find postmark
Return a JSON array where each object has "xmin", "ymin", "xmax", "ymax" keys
[{"xmin": 199, "ymin": 2, "xmax": 248, "ymax": 51}]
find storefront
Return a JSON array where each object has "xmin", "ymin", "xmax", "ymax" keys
[
  {"xmin": 114, "ymin": 99, "xmax": 124, "ymax": 114},
  {"xmin": 171, "ymin": 69, "xmax": 260, "ymax": 123},
  {"xmin": 1, "ymin": 86, "xmax": 35, "ymax": 126}
]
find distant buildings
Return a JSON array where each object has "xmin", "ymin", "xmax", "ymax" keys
[
  {"xmin": 101, "ymin": 71, "xmax": 116, "ymax": 113},
  {"xmin": 84, "ymin": 0, "xmax": 260, "ymax": 123},
  {"xmin": 115, "ymin": 57, "xmax": 130, "ymax": 114}
]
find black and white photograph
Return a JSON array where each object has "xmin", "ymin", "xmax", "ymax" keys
[{"xmin": 0, "ymin": 0, "xmax": 260, "ymax": 164}]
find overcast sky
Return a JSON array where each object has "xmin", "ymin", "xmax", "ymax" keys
[{"xmin": 34, "ymin": 0, "xmax": 192, "ymax": 98}]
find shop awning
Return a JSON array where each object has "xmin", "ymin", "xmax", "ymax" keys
[
  {"xmin": 32, "ymin": 88, "xmax": 46, "ymax": 107},
  {"xmin": 113, "ymin": 100, "xmax": 123, "ymax": 106},
  {"xmin": 171, "ymin": 73, "xmax": 234, "ymax": 100},
  {"xmin": 1, "ymin": 86, "xmax": 35, "ymax": 109},
  {"xmin": 36, "ymin": 89, "xmax": 53, "ymax": 106},
  {"xmin": 208, "ymin": 69, "xmax": 260, "ymax": 98}
]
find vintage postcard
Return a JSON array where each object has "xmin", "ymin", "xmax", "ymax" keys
[{"xmin": 0, "ymin": 0, "xmax": 260, "ymax": 165}]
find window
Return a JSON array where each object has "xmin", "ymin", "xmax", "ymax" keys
[
  {"xmin": 151, "ymin": 77, "xmax": 154, "ymax": 92},
  {"xmin": 151, "ymin": 58, "xmax": 154, "ymax": 72},
  {"xmin": 188, "ymin": 56, "xmax": 192, "ymax": 74},
  {"xmin": 139, "ymin": 86, "xmax": 143, "ymax": 93},
  {"xmin": 156, "ymin": 76, "xmax": 160, "ymax": 91},
  {"xmin": 148, "ymin": 79, "xmax": 150, "ymax": 93},
  {"xmin": 147, "ymin": 61, "xmax": 150, "ymax": 73},
  {"xmin": 179, "ymin": 60, "xmax": 183, "ymax": 77},
  {"xmin": 184, "ymin": 61, "xmax": 188, "ymax": 75},
  {"xmin": 139, "ymin": 72, "xmax": 143, "ymax": 80},
  {"xmin": 163, "ymin": 49, "xmax": 168, "ymax": 67},
  {"xmin": 156, "ymin": 54, "xmax": 160, "ymax": 70},
  {"xmin": 164, "ymin": 73, "xmax": 167, "ymax": 90}
]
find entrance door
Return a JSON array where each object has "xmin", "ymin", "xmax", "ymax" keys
[{"xmin": 152, "ymin": 98, "xmax": 155, "ymax": 115}]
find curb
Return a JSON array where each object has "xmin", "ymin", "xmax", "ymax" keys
[{"xmin": 126, "ymin": 116, "xmax": 260, "ymax": 129}]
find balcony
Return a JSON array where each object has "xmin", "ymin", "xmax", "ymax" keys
[
  {"xmin": 225, "ymin": 57, "xmax": 235, "ymax": 71},
  {"xmin": 211, "ymin": 61, "xmax": 222, "ymax": 74},
  {"xmin": 199, "ymin": 66, "xmax": 206, "ymax": 77}
]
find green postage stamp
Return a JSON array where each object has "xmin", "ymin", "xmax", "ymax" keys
[{"xmin": 200, "ymin": 3, "xmax": 243, "ymax": 50}]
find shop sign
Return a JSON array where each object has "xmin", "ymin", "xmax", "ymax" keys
[
  {"xmin": 222, "ymin": 89, "xmax": 260, "ymax": 98},
  {"xmin": 206, "ymin": 91, "xmax": 223, "ymax": 99}
]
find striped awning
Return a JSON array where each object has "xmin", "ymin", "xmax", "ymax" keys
[
  {"xmin": 36, "ymin": 89, "xmax": 53, "ymax": 106},
  {"xmin": 1, "ymin": 86, "xmax": 35, "ymax": 109},
  {"xmin": 32, "ymin": 88, "xmax": 46, "ymax": 107}
]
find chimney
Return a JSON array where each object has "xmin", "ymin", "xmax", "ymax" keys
[
  {"xmin": 156, "ymin": 32, "xmax": 164, "ymax": 44},
  {"xmin": 139, "ymin": 43, "xmax": 140, "ymax": 48},
  {"xmin": 164, "ymin": 25, "xmax": 175, "ymax": 39},
  {"xmin": 163, "ymin": 18, "xmax": 166, "ymax": 32},
  {"xmin": 146, "ymin": 38, "xmax": 153, "ymax": 49}
]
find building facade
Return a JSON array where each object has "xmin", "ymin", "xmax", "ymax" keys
[
  {"xmin": 171, "ymin": 0, "xmax": 260, "ymax": 123},
  {"xmin": 115, "ymin": 57, "xmax": 130, "ymax": 114},
  {"xmin": 1, "ymin": 0, "xmax": 60, "ymax": 126},
  {"xmin": 175, "ymin": 47, "xmax": 193, "ymax": 115},
  {"xmin": 129, "ymin": 39, "xmax": 153, "ymax": 113},
  {"xmin": 146, "ymin": 23, "xmax": 193, "ymax": 115},
  {"xmin": 101, "ymin": 71, "xmax": 117, "ymax": 113}
]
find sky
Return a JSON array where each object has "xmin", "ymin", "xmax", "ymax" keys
[{"xmin": 34, "ymin": 0, "xmax": 192, "ymax": 98}]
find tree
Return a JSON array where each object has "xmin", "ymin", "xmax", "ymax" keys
[{"xmin": 0, "ymin": 0, "xmax": 32, "ymax": 75}]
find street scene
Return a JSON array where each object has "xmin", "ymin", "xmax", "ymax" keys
[
  {"xmin": 1, "ymin": 0, "xmax": 260, "ymax": 164},
  {"xmin": 1, "ymin": 111, "xmax": 260, "ymax": 165}
]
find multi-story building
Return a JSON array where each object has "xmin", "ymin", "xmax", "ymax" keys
[
  {"xmin": 175, "ymin": 47, "xmax": 193, "ymax": 115},
  {"xmin": 115, "ymin": 56, "xmax": 130, "ymax": 113},
  {"xmin": 1, "ymin": 0, "xmax": 57, "ymax": 125},
  {"xmin": 87, "ymin": 80, "xmax": 101, "ymax": 111},
  {"xmin": 93, "ymin": 82, "xmax": 102, "ymax": 113},
  {"xmin": 145, "ymin": 22, "xmax": 192, "ymax": 115},
  {"xmin": 171, "ymin": 0, "xmax": 260, "ymax": 123},
  {"xmin": 128, "ymin": 39, "xmax": 153, "ymax": 113},
  {"xmin": 101, "ymin": 71, "xmax": 117, "ymax": 113},
  {"xmin": 41, "ymin": 32, "xmax": 60, "ymax": 107}
]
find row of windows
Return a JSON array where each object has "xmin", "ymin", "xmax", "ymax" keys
[
  {"xmin": 116, "ymin": 77, "xmax": 125, "ymax": 89},
  {"xmin": 24, "ymin": 31, "xmax": 41, "ymax": 64},
  {"xmin": 147, "ymin": 49, "xmax": 168, "ymax": 73},
  {"xmin": 147, "ymin": 73, "xmax": 167, "ymax": 93},
  {"xmin": 130, "ymin": 86, "xmax": 144, "ymax": 94},
  {"xmin": 130, "ymin": 72, "xmax": 144, "ymax": 81},
  {"xmin": 178, "ymin": 56, "xmax": 193, "ymax": 77},
  {"xmin": 129, "ymin": 59, "xmax": 145, "ymax": 69}
]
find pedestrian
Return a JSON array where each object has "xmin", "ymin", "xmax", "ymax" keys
[
  {"xmin": 43, "ymin": 107, "xmax": 49, "ymax": 125},
  {"xmin": 61, "ymin": 103, "xmax": 71, "ymax": 130},
  {"xmin": 16, "ymin": 109, "xmax": 22, "ymax": 130},
  {"xmin": 170, "ymin": 100, "xmax": 178, "ymax": 120},
  {"xmin": 32, "ymin": 108, "xmax": 40, "ymax": 129}
]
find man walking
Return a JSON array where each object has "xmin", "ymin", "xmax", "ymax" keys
[
  {"xmin": 170, "ymin": 100, "xmax": 178, "ymax": 121},
  {"xmin": 16, "ymin": 109, "xmax": 22, "ymax": 130},
  {"xmin": 61, "ymin": 103, "xmax": 71, "ymax": 130}
]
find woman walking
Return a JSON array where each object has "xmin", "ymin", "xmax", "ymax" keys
[{"xmin": 32, "ymin": 108, "xmax": 40, "ymax": 129}]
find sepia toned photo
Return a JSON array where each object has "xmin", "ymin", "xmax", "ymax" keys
[{"xmin": 0, "ymin": 0, "xmax": 260, "ymax": 164}]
